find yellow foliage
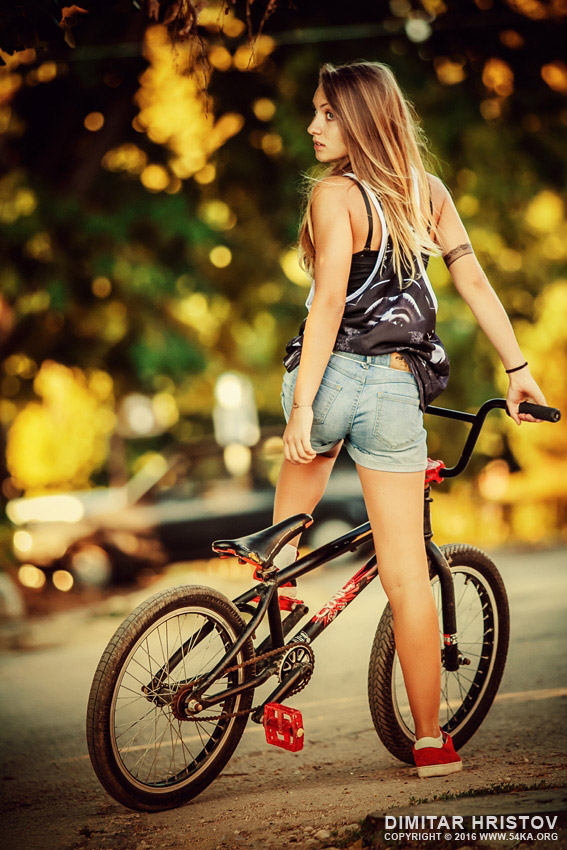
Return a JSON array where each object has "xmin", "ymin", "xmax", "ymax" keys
[
  {"xmin": 198, "ymin": 199, "xmax": 235, "ymax": 230},
  {"xmin": 102, "ymin": 143, "xmax": 147, "ymax": 175},
  {"xmin": 502, "ymin": 280, "xmax": 567, "ymax": 471},
  {"xmin": 136, "ymin": 26, "xmax": 244, "ymax": 182},
  {"xmin": 171, "ymin": 292, "xmax": 229, "ymax": 346},
  {"xmin": 541, "ymin": 61, "xmax": 567, "ymax": 93},
  {"xmin": 197, "ymin": 4, "xmax": 245, "ymax": 37},
  {"xmin": 433, "ymin": 57, "xmax": 466, "ymax": 86},
  {"xmin": 209, "ymin": 245, "xmax": 232, "ymax": 268},
  {"xmin": 208, "ymin": 46, "xmax": 232, "ymax": 71},
  {"xmin": 524, "ymin": 190, "xmax": 564, "ymax": 233},
  {"xmin": 253, "ymin": 98, "xmax": 276, "ymax": 121},
  {"xmin": 0, "ymin": 173, "xmax": 37, "ymax": 223},
  {"xmin": 0, "ymin": 72, "xmax": 22, "ymax": 105},
  {"xmin": 260, "ymin": 132, "xmax": 282, "ymax": 155},
  {"xmin": 420, "ymin": 0, "xmax": 447, "ymax": 14},
  {"xmin": 36, "ymin": 62, "xmax": 57, "ymax": 83},
  {"xmin": 280, "ymin": 249, "xmax": 311, "ymax": 286},
  {"xmin": 6, "ymin": 362, "xmax": 116, "ymax": 494},
  {"xmin": 23, "ymin": 231, "xmax": 53, "ymax": 262},
  {"xmin": 456, "ymin": 194, "xmax": 479, "ymax": 217},
  {"xmin": 84, "ymin": 111, "xmax": 104, "ymax": 132},
  {"xmin": 505, "ymin": 0, "xmax": 567, "ymax": 20},
  {"xmin": 499, "ymin": 30, "xmax": 525, "ymax": 49},
  {"xmin": 0, "ymin": 48, "xmax": 36, "ymax": 70},
  {"xmin": 482, "ymin": 58, "xmax": 514, "ymax": 97},
  {"xmin": 233, "ymin": 36, "xmax": 276, "ymax": 71},
  {"xmin": 140, "ymin": 164, "xmax": 170, "ymax": 192}
]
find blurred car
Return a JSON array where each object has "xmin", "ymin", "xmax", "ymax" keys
[{"xmin": 7, "ymin": 451, "xmax": 370, "ymax": 589}]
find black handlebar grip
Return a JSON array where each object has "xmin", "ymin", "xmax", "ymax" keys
[{"xmin": 517, "ymin": 401, "xmax": 561, "ymax": 422}]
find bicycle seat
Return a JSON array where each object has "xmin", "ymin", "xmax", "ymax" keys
[{"xmin": 212, "ymin": 513, "xmax": 313, "ymax": 568}]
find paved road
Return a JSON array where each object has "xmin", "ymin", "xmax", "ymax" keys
[{"xmin": 1, "ymin": 547, "xmax": 566, "ymax": 850}]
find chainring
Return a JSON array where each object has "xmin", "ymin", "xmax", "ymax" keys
[{"xmin": 277, "ymin": 644, "xmax": 315, "ymax": 696}]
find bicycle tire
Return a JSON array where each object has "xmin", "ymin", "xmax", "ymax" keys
[
  {"xmin": 367, "ymin": 544, "xmax": 510, "ymax": 764},
  {"xmin": 87, "ymin": 585, "xmax": 255, "ymax": 811}
]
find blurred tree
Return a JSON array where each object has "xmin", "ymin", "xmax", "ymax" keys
[{"xmin": 0, "ymin": 0, "xmax": 565, "ymax": 519}]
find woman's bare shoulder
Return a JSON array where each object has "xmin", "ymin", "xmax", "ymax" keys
[
  {"xmin": 312, "ymin": 175, "xmax": 353, "ymax": 203},
  {"xmin": 426, "ymin": 172, "xmax": 451, "ymax": 205}
]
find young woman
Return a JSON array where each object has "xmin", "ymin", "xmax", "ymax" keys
[{"xmin": 272, "ymin": 61, "xmax": 546, "ymax": 778}]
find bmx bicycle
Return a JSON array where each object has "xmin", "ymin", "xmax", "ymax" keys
[{"xmin": 86, "ymin": 398, "xmax": 560, "ymax": 812}]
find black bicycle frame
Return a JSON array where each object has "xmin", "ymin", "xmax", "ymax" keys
[
  {"xmin": 147, "ymin": 397, "xmax": 560, "ymax": 712},
  {"xmin": 191, "ymin": 529, "xmax": 459, "ymax": 716}
]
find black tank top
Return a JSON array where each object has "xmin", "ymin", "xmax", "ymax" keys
[{"xmin": 283, "ymin": 173, "xmax": 450, "ymax": 409}]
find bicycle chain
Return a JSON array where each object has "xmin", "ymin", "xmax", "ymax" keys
[{"xmin": 182, "ymin": 642, "xmax": 313, "ymax": 723}]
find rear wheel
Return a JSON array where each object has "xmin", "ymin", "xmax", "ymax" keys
[
  {"xmin": 87, "ymin": 585, "xmax": 254, "ymax": 811},
  {"xmin": 368, "ymin": 545, "xmax": 510, "ymax": 764}
]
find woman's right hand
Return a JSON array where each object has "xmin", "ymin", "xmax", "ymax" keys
[{"xmin": 283, "ymin": 407, "xmax": 317, "ymax": 463}]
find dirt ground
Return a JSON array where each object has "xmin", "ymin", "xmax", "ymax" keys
[{"xmin": 1, "ymin": 547, "xmax": 566, "ymax": 850}]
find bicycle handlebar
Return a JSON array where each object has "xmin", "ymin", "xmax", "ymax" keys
[
  {"xmin": 515, "ymin": 401, "xmax": 561, "ymax": 422},
  {"xmin": 425, "ymin": 398, "xmax": 561, "ymax": 479}
]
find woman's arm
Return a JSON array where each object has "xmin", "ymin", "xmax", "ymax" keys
[
  {"xmin": 429, "ymin": 175, "xmax": 547, "ymax": 425},
  {"xmin": 283, "ymin": 177, "xmax": 352, "ymax": 464}
]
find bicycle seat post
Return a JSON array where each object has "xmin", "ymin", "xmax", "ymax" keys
[{"xmin": 267, "ymin": 583, "xmax": 285, "ymax": 649}]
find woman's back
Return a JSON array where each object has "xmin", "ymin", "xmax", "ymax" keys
[{"xmin": 284, "ymin": 172, "xmax": 450, "ymax": 408}]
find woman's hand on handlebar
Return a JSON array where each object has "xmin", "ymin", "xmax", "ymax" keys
[
  {"xmin": 283, "ymin": 407, "xmax": 317, "ymax": 463},
  {"xmin": 506, "ymin": 367, "xmax": 547, "ymax": 425}
]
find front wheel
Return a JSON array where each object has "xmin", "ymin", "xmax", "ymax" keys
[
  {"xmin": 368, "ymin": 544, "xmax": 510, "ymax": 764},
  {"xmin": 86, "ymin": 585, "xmax": 255, "ymax": 811}
]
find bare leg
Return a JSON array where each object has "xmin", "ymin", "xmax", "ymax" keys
[
  {"xmin": 356, "ymin": 463, "xmax": 440, "ymax": 740},
  {"xmin": 273, "ymin": 441, "xmax": 343, "ymax": 548}
]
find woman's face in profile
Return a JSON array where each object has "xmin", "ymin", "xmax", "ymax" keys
[{"xmin": 308, "ymin": 85, "xmax": 348, "ymax": 163}]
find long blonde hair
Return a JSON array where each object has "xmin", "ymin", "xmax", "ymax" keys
[{"xmin": 298, "ymin": 61, "xmax": 439, "ymax": 283}]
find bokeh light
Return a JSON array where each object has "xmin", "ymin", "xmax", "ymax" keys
[
  {"xmin": 92, "ymin": 277, "xmax": 112, "ymax": 298},
  {"xmin": 140, "ymin": 163, "xmax": 170, "ymax": 192},
  {"xmin": 209, "ymin": 246, "xmax": 232, "ymax": 268},
  {"xmin": 84, "ymin": 111, "xmax": 104, "ymax": 131},
  {"xmin": 253, "ymin": 98, "xmax": 276, "ymax": 121},
  {"xmin": 52, "ymin": 570, "xmax": 74, "ymax": 592},
  {"xmin": 280, "ymin": 249, "xmax": 311, "ymax": 286},
  {"xmin": 223, "ymin": 443, "xmax": 252, "ymax": 476},
  {"xmin": 482, "ymin": 58, "xmax": 514, "ymax": 97},
  {"xmin": 18, "ymin": 565, "xmax": 46, "ymax": 590},
  {"xmin": 541, "ymin": 62, "xmax": 567, "ymax": 93}
]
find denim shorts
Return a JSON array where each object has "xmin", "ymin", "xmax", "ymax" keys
[{"xmin": 281, "ymin": 351, "xmax": 428, "ymax": 472}]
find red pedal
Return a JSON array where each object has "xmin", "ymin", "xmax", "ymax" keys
[{"xmin": 263, "ymin": 703, "xmax": 305, "ymax": 752}]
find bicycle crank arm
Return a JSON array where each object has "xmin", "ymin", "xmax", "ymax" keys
[{"xmin": 250, "ymin": 664, "xmax": 311, "ymax": 724}]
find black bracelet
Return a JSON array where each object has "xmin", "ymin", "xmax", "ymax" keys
[{"xmin": 505, "ymin": 361, "xmax": 528, "ymax": 374}]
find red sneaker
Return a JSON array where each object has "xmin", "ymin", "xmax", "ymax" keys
[{"xmin": 412, "ymin": 731, "xmax": 463, "ymax": 778}]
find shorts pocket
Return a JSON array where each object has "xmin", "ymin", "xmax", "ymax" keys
[
  {"xmin": 281, "ymin": 387, "xmax": 291, "ymax": 422},
  {"xmin": 312, "ymin": 377, "xmax": 342, "ymax": 424},
  {"xmin": 373, "ymin": 389, "xmax": 423, "ymax": 450}
]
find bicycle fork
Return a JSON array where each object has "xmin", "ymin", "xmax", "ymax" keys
[{"xmin": 424, "ymin": 486, "xmax": 461, "ymax": 672}]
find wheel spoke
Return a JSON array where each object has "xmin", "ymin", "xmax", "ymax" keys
[{"xmin": 102, "ymin": 599, "xmax": 253, "ymax": 795}]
